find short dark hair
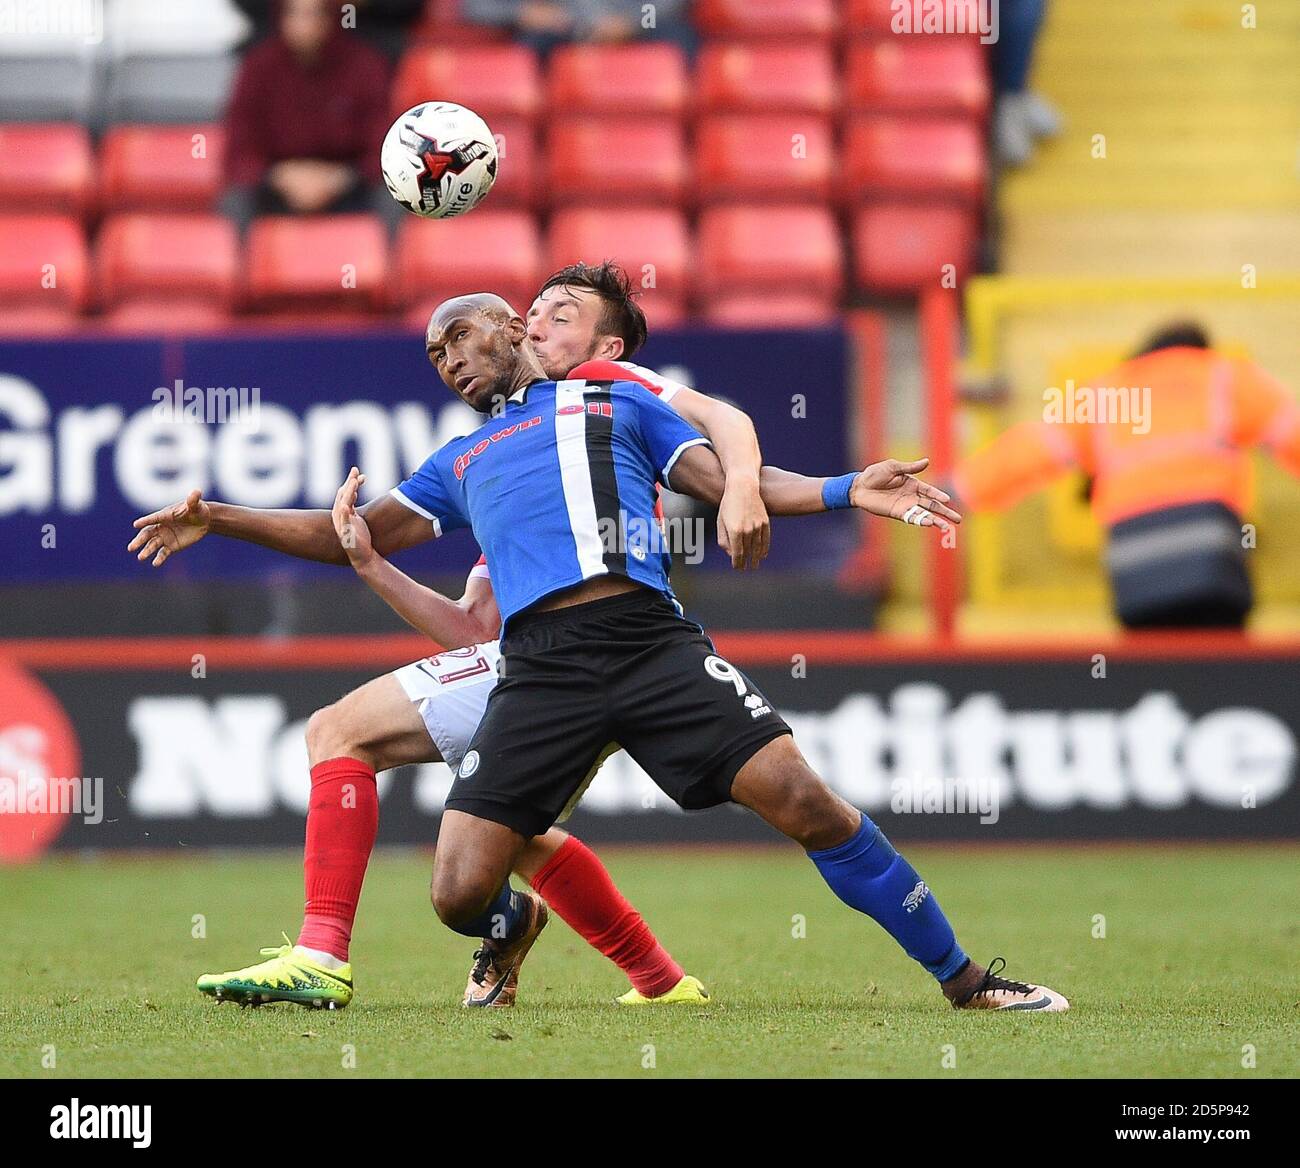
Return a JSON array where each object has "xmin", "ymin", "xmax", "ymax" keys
[
  {"xmin": 1133, "ymin": 320, "xmax": 1211, "ymax": 357},
  {"xmin": 537, "ymin": 260, "xmax": 649, "ymax": 358}
]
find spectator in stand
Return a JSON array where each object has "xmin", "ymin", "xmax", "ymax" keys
[
  {"xmin": 232, "ymin": 0, "xmax": 425, "ymax": 62},
  {"xmin": 221, "ymin": 0, "xmax": 397, "ymax": 233},
  {"xmin": 461, "ymin": 0, "xmax": 692, "ymax": 55},
  {"xmin": 992, "ymin": 0, "xmax": 1063, "ymax": 166}
]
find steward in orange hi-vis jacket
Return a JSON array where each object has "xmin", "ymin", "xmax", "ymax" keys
[{"xmin": 953, "ymin": 323, "xmax": 1300, "ymax": 629}]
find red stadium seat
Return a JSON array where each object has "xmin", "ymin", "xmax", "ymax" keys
[
  {"xmin": 701, "ymin": 291, "xmax": 838, "ymax": 327},
  {"xmin": 487, "ymin": 115, "xmax": 538, "ymax": 207},
  {"xmin": 695, "ymin": 44, "xmax": 838, "ymax": 116},
  {"xmin": 102, "ymin": 300, "xmax": 234, "ymax": 332},
  {"xmin": 546, "ymin": 44, "xmax": 687, "ymax": 117},
  {"xmin": 244, "ymin": 215, "xmax": 389, "ymax": 314},
  {"xmin": 547, "ymin": 208, "xmax": 689, "ymax": 326},
  {"xmin": 847, "ymin": 0, "xmax": 990, "ymax": 36},
  {"xmin": 852, "ymin": 202, "xmax": 977, "ymax": 294},
  {"xmin": 395, "ymin": 209, "xmax": 541, "ymax": 318},
  {"xmin": 694, "ymin": 0, "xmax": 838, "ymax": 40},
  {"xmin": 843, "ymin": 116, "xmax": 986, "ymax": 204},
  {"xmin": 696, "ymin": 115, "xmax": 834, "ymax": 202},
  {"xmin": 410, "ymin": 0, "xmax": 508, "ymax": 42},
  {"xmin": 96, "ymin": 214, "xmax": 238, "ymax": 309},
  {"xmin": 0, "ymin": 214, "xmax": 87, "ymax": 310},
  {"xmin": 0, "ymin": 304, "xmax": 83, "ymax": 334},
  {"xmin": 847, "ymin": 0, "xmax": 911, "ymax": 35},
  {"xmin": 0, "ymin": 124, "xmax": 92, "ymax": 215},
  {"xmin": 100, "ymin": 125, "xmax": 226, "ymax": 212},
  {"xmin": 696, "ymin": 205, "xmax": 842, "ymax": 309},
  {"xmin": 392, "ymin": 45, "xmax": 540, "ymax": 120},
  {"xmin": 847, "ymin": 39, "xmax": 989, "ymax": 118},
  {"xmin": 545, "ymin": 118, "xmax": 687, "ymax": 205}
]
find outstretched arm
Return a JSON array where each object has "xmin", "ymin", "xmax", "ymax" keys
[
  {"xmin": 669, "ymin": 446, "xmax": 961, "ymax": 530},
  {"xmin": 332, "ymin": 468, "xmax": 499, "ymax": 648},
  {"xmin": 128, "ymin": 488, "xmax": 436, "ymax": 568}
]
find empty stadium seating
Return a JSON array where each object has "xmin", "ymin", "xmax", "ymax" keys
[
  {"xmin": 546, "ymin": 44, "xmax": 687, "ymax": 117},
  {"xmin": 96, "ymin": 213, "xmax": 238, "ymax": 309},
  {"xmin": 545, "ymin": 118, "xmax": 687, "ymax": 204},
  {"xmin": 0, "ymin": 0, "xmax": 995, "ymax": 328},
  {"xmin": 484, "ymin": 115, "xmax": 538, "ymax": 208},
  {"xmin": 843, "ymin": 116, "xmax": 986, "ymax": 205},
  {"xmin": 100, "ymin": 125, "xmax": 226, "ymax": 212},
  {"xmin": 696, "ymin": 115, "xmax": 835, "ymax": 202},
  {"xmin": 852, "ymin": 202, "xmax": 978, "ymax": 294},
  {"xmin": 548, "ymin": 208, "xmax": 690, "ymax": 325},
  {"xmin": 701, "ymin": 291, "xmax": 838, "ymax": 327},
  {"xmin": 847, "ymin": 0, "xmax": 986, "ymax": 37},
  {"xmin": 695, "ymin": 44, "xmax": 839, "ymax": 116},
  {"xmin": 0, "ymin": 57, "xmax": 97, "ymax": 124},
  {"xmin": 696, "ymin": 205, "xmax": 842, "ymax": 310},
  {"xmin": 694, "ymin": 0, "xmax": 838, "ymax": 41},
  {"xmin": 0, "ymin": 214, "xmax": 88, "ymax": 316},
  {"xmin": 103, "ymin": 54, "xmax": 239, "ymax": 127},
  {"xmin": 391, "ymin": 44, "xmax": 540, "ymax": 120},
  {"xmin": 395, "ymin": 210, "xmax": 541, "ymax": 325},
  {"xmin": 244, "ymin": 216, "xmax": 389, "ymax": 317},
  {"xmin": 0, "ymin": 124, "xmax": 92, "ymax": 213},
  {"xmin": 847, "ymin": 39, "xmax": 989, "ymax": 119}
]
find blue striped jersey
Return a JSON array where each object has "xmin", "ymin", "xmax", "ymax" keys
[{"xmin": 390, "ymin": 377, "xmax": 711, "ymax": 631}]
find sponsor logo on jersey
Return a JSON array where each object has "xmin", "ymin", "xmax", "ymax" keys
[
  {"xmin": 556, "ymin": 401, "xmax": 614, "ymax": 417},
  {"xmin": 453, "ymin": 416, "xmax": 543, "ymax": 480}
]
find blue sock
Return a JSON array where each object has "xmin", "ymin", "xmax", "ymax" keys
[
  {"xmin": 808, "ymin": 816, "xmax": 969, "ymax": 983},
  {"xmin": 447, "ymin": 883, "xmax": 526, "ymax": 941}
]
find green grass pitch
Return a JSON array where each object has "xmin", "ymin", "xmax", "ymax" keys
[{"xmin": 2, "ymin": 844, "xmax": 1296, "ymax": 1078}]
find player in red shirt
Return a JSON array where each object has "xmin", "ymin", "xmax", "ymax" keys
[{"xmin": 131, "ymin": 263, "xmax": 958, "ymax": 1011}]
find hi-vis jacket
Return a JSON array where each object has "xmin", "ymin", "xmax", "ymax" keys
[{"xmin": 954, "ymin": 347, "xmax": 1300, "ymax": 527}]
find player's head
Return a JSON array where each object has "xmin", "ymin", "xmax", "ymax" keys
[
  {"xmin": 526, "ymin": 261, "xmax": 649, "ymax": 378},
  {"xmin": 425, "ymin": 292, "xmax": 539, "ymax": 413},
  {"xmin": 1132, "ymin": 320, "xmax": 1211, "ymax": 357}
]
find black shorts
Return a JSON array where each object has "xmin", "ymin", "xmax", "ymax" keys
[{"xmin": 444, "ymin": 588, "xmax": 792, "ymax": 837}]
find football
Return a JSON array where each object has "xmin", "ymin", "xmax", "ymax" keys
[{"xmin": 380, "ymin": 101, "xmax": 498, "ymax": 220}]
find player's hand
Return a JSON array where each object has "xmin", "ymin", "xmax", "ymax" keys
[
  {"xmin": 849, "ymin": 458, "xmax": 962, "ymax": 532},
  {"xmin": 716, "ymin": 477, "xmax": 771, "ymax": 571},
  {"xmin": 128, "ymin": 488, "xmax": 211, "ymax": 567},
  {"xmin": 332, "ymin": 466, "xmax": 375, "ymax": 568}
]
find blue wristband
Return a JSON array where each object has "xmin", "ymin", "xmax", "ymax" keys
[{"xmin": 821, "ymin": 473, "xmax": 857, "ymax": 511}]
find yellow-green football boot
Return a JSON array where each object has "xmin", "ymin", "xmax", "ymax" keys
[
  {"xmin": 615, "ymin": 974, "xmax": 710, "ymax": 1006},
  {"xmin": 197, "ymin": 936, "xmax": 353, "ymax": 1010}
]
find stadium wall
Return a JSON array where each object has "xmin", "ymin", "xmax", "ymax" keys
[
  {"xmin": 0, "ymin": 326, "xmax": 853, "ymax": 581},
  {"xmin": 2, "ymin": 634, "xmax": 1296, "ymax": 860}
]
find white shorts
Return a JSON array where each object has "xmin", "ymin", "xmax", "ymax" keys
[
  {"xmin": 392, "ymin": 643, "xmax": 503, "ymax": 775},
  {"xmin": 391, "ymin": 640, "xmax": 618, "ymax": 823}
]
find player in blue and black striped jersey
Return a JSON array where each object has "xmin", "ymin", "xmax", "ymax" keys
[{"xmin": 408, "ymin": 291, "xmax": 1069, "ymax": 1015}]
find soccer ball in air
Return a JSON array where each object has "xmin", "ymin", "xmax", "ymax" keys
[{"xmin": 380, "ymin": 102, "xmax": 498, "ymax": 219}]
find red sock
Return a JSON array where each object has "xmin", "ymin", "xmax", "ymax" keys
[
  {"xmin": 529, "ymin": 835, "xmax": 684, "ymax": 998},
  {"xmin": 296, "ymin": 757, "xmax": 378, "ymax": 962}
]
